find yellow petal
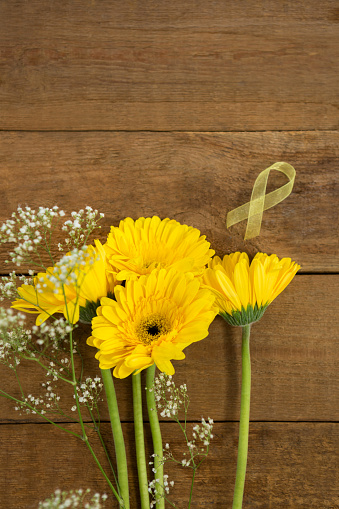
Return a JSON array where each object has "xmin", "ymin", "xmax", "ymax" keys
[
  {"xmin": 252, "ymin": 259, "xmax": 266, "ymax": 307},
  {"xmin": 63, "ymin": 301, "xmax": 79, "ymax": 324},
  {"xmin": 151, "ymin": 347, "xmax": 176, "ymax": 375},
  {"xmin": 113, "ymin": 361, "xmax": 135, "ymax": 379},
  {"xmin": 271, "ymin": 263, "xmax": 300, "ymax": 302},
  {"xmin": 176, "ymin": 325, "xmax": 209, "ymax": 343},
  {"xmin": 125, "ymin": 354, "xmax": 153, "ymax": 370},
  {"xmin": 100, "ymin": 296, "xmax": 116, "ymax": 306},
  {"xmin": 101, "ymin": 305, "xmax": 123, "ymax": 325},
  {"xmin": 92, "ymin": 326, "xmax": 116, "ymax": 340},
  {"xmin": 216, "ymin": 271, "xmax": 242, "ymax": 311},
  {"xmin": 233, "ymin": 259, "xmax": 250, "ymax": 309}
]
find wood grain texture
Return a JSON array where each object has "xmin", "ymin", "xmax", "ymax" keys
[
  {"xmin": 0, "ymin": 1, "xmax": 338, "ymax": 131},
  {"xmin": 0, "ymin": 131, "xmax": 338, "ymax": 272},
  {"xmin": 0, "ymin": 422, "xmax": 337, "ymax": 508},
  {"xmin": 1, "ymin": 275, "xmax": 338, "ymax": 423},
  {"xmin": 0, "ymin": 1, "xmax": 338, "ymax": 506}
]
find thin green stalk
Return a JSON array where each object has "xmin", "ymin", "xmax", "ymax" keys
[
  {"xmin": 83, "ymin": 436, "xmax": 123, "ymax": 503},
  {"xmin": 164, "ymin": 498, "xmax": 178, "ymax": 509},
  {"xmin": 101, "ymin": 368, "xmax": 130, "ymax": 509},
  {"xmin": 0, "ymin": 389, "xmax": 81, "ymax": 438},
  {"xmin": 232, "ymin": 324, "xmax": 251, "ymax": 509},
  {"xmin": 12, "ymin": 365, "xmax": 25, "ymax": 399},
  {"xmin": 43, "ymin": 229, "xmax": 55, "ymax": 265},
  {"xmin": 87, "ymin": 405, "xmax": 119, "ymax": 489},
  {"xmin": 20, "ymin": 354, "xmax": 74, "ymax": 385},
  {"xmin": 188, "ymin": 468, "xmax": 196, "ymax": 509},
  {"xmin": 68, "ymin": 326, "xmax": 87, "ymax": 441},
  {"xmin": 146, "ymin": 364, "xmax": 164, "ymax": 509},
  {"xmin": 132, "ymin": 372, "xmax": 150, "ymax": 509}
]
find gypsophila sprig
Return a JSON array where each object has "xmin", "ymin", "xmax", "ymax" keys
[
  {"xmin": 148, "ymin": 474, "xmax": 174, "ymax": 509},
  {"xmin": 14, "ymin": 377, "xmax": 62, "ymax": 417},
  {"xmin": 38, "ymin": 488, "xmax": 108, "ymax": 509},
  {"xmin": 32, "ymin": 318, "xmax": 75, "ymax": 351},
  {"xmin": 0, "ymin": 205, "xmax": 126, "ymax": 508},
  {"xmin": 0, "ymin": 206, "xmax": 66, "ymax": 267},
  {"xmin": 147, "ymin": 373, "xmax": 214, "ymax": 508},
  {"xmin": 0, "ymin": 313, "xmax": 76, "ymax": 371},
  {"xmin": 46, "ymin": 246, "xmax": 96, "ymax": 292},
  {"xmin": 0, "ymin": 205, "xmax": 104, "ymax": 269},
  {"xmin": 151, "ymin": 373, "xmax": 189, "ymax": 419},
  {"xmin": 0, "ymin": 308, "xmax": 32, "ymax": 366},
  {"xmin": 73, "ymin": 376, "xmax": 103, "ymax": 411},
  {"xmin": 0, "ymin": 272, "xmax": 33, "ymax": 301},
  {"xmin": 0, "ymin": 310, "xmax": 75, "ymax": 417},
  {"xmin": 61, "ymin": 207, "xmax": 105, "ymax": 250},
  {"xmin": 191, "ymin": 417, "xmax": 214, "ymax": 453},
  {"xmin": 0, "ymin": 308, "xmax": 122, "ymax": 503}
]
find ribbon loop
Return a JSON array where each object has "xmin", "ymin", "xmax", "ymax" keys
[{"xmin": 226, "ymin": 162, "xmax": 296, "ymax": 240}]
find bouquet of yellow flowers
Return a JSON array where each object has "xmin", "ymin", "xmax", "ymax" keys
[{"xmin": 0, "ymin": 206, "xmax": 299, "ymax": 508}]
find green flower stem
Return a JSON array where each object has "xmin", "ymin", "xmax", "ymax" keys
[
  {"xmin": 146, "ymin": 364, "xmax": 165, "ymax": 509},
  {"xmin": 132, "ymin": 373, "xmax": 150, "ymax": 509},
  {"xmin": 232, "ymin": 324, "xmax": 251, "ymax": 509},
  {"xmin": 101, "ymin": 368, "xmax": 130, "ymax": 509}
]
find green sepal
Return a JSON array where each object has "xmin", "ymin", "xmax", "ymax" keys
[
  {"xmin": 79, "ymin": 291, "xmax": 115, "ymax": 324},
  {"xmin": 220, "ymin": 303, "xmax": 268, "ymax": 327}
]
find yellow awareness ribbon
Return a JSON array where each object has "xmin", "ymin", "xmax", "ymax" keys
[{"xmin": 226, "ymin": 162, "xmax": 296, "ymax": 240}]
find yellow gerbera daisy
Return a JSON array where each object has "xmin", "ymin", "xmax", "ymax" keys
[
  {"xmin": 11, "ymin": 240, "xmax": 119, "ymax": 325},
  {"xmin": 203, "ymin": 252, "xmax": 300, "ymax": 326},
  {"xmin": 87, "ymin": 267, "xmax": 217, "ymax": 378},
  {"xmin": 104, "ymin": 216, "xmax": 215, "ymax": 281}
]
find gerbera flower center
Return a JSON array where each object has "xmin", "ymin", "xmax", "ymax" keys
[
  {"xmin": 147, "ymin": 324, "xmax": 160, "ymax": 336},
  {"xmin": 136, "ymin": 313, "xmax": 171, "ymax": 344}
]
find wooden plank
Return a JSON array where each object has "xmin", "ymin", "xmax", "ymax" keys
[
  {"xmin": 1, "ymin": 275, "xmax": 338, "ymax": 423},
  {"xmin": 0, "ymin": 422, "xmax": 337, "ymax": 508},
  {"xmin": 0, "ymin": 1, "xmax": 338, "ymax": 131},
  {"xmin": 0, "ymin": 131, "xmax": 338, "ymax": 272}
]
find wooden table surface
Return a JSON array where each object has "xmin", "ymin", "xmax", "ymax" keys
[{"xmin": 0, "ymin": 2, "xmax": 338, "ymax": 508}]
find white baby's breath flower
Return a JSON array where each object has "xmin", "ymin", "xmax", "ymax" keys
[
  {"xmin": 0, "ymin": 272, "xmax": 33, "ymax": 301},
  {"xmin": 38, "ymin": 488, "xmax": 107, "ymax": 508},
  {"xmin": 149, "ymin": 372, "xmax": 189, "ymax": 419},
  {"xmin": 74, "ymin": 376, "xmax": 103, "ymax": 410},
  {"xmin": 0, "ymin": 205, "xmax": 104, "ymax": 266}
]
